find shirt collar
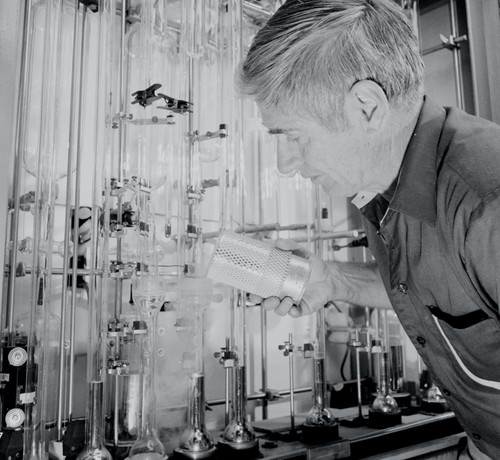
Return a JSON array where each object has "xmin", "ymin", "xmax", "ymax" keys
[
  {"xmin": 351, "ymin": 191, "xmax": 378, "ymax": 208},
  {"xmin": 387, "ymin": 97, "xmax": 446, "ymax": 227}
]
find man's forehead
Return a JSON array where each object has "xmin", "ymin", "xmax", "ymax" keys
[
  {"xmin": 258, "ymin": 104, "xmax": 297, "ymax": 131},
  {"xmin": 258, "ymin": 104, "xmax": 276, "ymax": 125}
]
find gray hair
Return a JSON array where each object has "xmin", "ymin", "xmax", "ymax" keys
[{"xmin": 237, "ymin": 0, "xmax": 424, "ymax": 129}]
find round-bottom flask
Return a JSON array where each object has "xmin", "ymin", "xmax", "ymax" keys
[
  {"xmin": 301, "ymin": 358, "xmax": 339, "ymax": 444},
  {"xmin": 368, "ymin": 351, "xmax": 401, "ymax": 428},
  {"xmin": 218, "ymin": 365, "xmax": 259, "ymax": 459}
]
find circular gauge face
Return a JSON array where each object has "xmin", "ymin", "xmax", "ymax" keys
[
  {"xmin": 8, "ymin": 347, "xmax": 28, "ymax": 367},
  {"xmin": 6, "ymin": 408, "xmax": 25, "ymax": 428}
]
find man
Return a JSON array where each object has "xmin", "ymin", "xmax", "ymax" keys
[{"xmin": 237, "ymin": 1, "xmax": 500, "ymax": 459}]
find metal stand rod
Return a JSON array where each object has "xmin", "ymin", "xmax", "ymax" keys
[
  {"xmin": 279, "ymin": 333, "xmax": 296, "ymax": 434},
  {"xmin": 289, "ymin": 339, "xmax": 295, "ymax": 434},
  {"xmin": 356, "ymin": 347, "xmax": 363, "ymax": 420},
  {"xmin": 261, "ymin": 308, "xmax": 268, "ymax": 420}
]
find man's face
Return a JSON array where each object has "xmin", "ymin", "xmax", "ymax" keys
[{"xmin": 259, "ymin": 104, "xmax": 376, "ymax": 198}]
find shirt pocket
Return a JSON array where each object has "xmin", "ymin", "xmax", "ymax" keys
[{"xmin": 430, "ymin": 305, "xmax": 500, "ymax": 384}]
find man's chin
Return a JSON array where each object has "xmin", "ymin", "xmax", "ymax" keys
[{"xmin": 321, "ymin": 183, "xmax": 352, "ymax": 198}]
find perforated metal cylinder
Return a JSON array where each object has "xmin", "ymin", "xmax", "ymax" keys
[{"xmin": 206, "ymin": 231, "xmax": 312, "ymax": 302}]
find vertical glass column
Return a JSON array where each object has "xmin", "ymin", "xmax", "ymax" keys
[
  {"xmin": 3, "ymin": 0, "xmax": 70, "ymax": 456},
  {"xmin": 175, "ymin": 277, "xmax": 216, "ymax": 459},
  {"xmin": 301, "ymin": 185, "xmax": 339, "ymax": 443},
  {"xmin": 3, "ymin": 0, "xmax": 39, "ymax": 456},
  {"xmin": 368, "ymin": 348, "xmax": 401, "ymax": 428},
  {"xmin": 218, "ymin": 292, "xmax": 258, "ymax": 459},
  {"xmin": 77, "ymin": 381, "xmax": 112, "ymax": 460},
  {"xmin": 128, "ymin": 248, "xmax": 167, "ymax": 459},
  {"xmin": 304, "ymin": 309, "xmax": 335, "ymax": 426},
  {"xmin": 301, "ymin": 307, "xmax": 339, "ymax": 443}
]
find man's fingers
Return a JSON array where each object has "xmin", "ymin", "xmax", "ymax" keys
[
  {"xmin": 275, "ymin": 297, "xmax": 294, "ymax": 316},
  {"xmin": 260, "ymin": 295, "xmax": 313, "ymax": 318},
  {"xmin": 275, "ymin": 238, "xmax": 310, "ymax": 259},
  {"xmin": 288, "ymin": 304, "xmax": 303, "ymax": 317},
  {"xmin": 275, "ymin": 238, "xmax": 299, "ymax": 251},
  {"xmin": 262, "ymin": 296, "xmax": 280, "ymax": 311},
  {"xmin": 248, "ymin": 293, "xmax": 263, "ymax": 305}
]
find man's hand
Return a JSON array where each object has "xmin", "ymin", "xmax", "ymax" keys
[{"xmin": 249, "ymin": 238, "xmax": 336, "ymax": 317}]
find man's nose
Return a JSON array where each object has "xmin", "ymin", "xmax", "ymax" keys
[{"xmin": 277, "ymin": 140, "xmax": 303, "ymax": 175}]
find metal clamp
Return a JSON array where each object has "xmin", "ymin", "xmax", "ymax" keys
[
  {"xmin": 278, "ymin": 337, "xmax": 295, "ymax": 357},
  {"xmin": 189, "ymin": 124, "xmax": 228, "ymax": 143},
  {"xmin": 298, "ymin": 342, "xmax": 314, "ymax": 359},
  {"xmin": 439, "ymin": 33, "xmax": 468, "ymax": 51},
  {"xmin": 214, "ymin": 344, "xmax": 237, "ymax": 369}
]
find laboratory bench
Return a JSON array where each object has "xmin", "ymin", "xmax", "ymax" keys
[{"xmin": 251, "ymin": 407, "xmax": 465, "ymax": 460}]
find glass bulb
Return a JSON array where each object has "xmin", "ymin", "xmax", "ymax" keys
[
  {"xmin": 305, "ymin": 405, "xmax": 336, "ymax": 426},
  {"xmin": 371, "ymin": 393, "xmax": 400, "ymax": 414}
]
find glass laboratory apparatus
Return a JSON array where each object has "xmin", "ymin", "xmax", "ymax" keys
[
  {"xmin": 77, "ymin": 382, "xmax": 112, "ymax": 460},
  {"xmin": 420, "ymin": 366, "xmax": 449, "ymax": 414},
  {"xmin": 368, "ymin": 347, "xmax": 402, "ymax": 428},
  {"xmin": 2, "ymin": 0, "xmax": 291, "ymax": 458},
  {"xmin": 301, "ymin": 307, "xmax": 339, "ymax": 443},
  {"xmin": 2, "ymin": 0, "xmax": 288, "ymax": 459},
  {"xmin": 172, "ymin": 3, "xmax": 218, "ymax": 458},
  {"xmin": 299, "ymin": 186, "xmax": 339, "ymax": 443},
  {"xmin": 128, "ymin": 246, "xmax": 167, "ymax": 460},
  {"xmin": 174, "ymin": 277, "xmax": 216, "ymax": 460},
  {"xmin": 124, "ymin": 101, "xmax": 168, "ymax": 459},
  {"xmin": 101, "ymin": 0, "xmax": 182, "ymax": 455},
  {"xmin": 74, "ymin": 214, "xmax": 111, "ymax": 460},
  {"xmin": 1, "ymin": 1, "xmax": 103, "ymax": 458},
  {"xmin": 218, "ymin": 292, "xmax": 259, "ymax": 460}
]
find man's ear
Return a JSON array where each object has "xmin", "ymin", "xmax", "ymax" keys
[{"xmin": 344, "ymin": 80, "xmax": 389, "ymax": 130}]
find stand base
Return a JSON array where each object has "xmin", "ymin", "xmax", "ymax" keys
[
  {"xmin": 370, "ymin": 392, "xmax": 412, "ymax": 410},
  {"xmin": 173, "ymin": 446, "xmax": 218, "ymax": 460},
  {"xmin": 217, "ymin": 438, "xmax": 260, "ymax": 460},
  {"xmin": 339, "ymin": 416, "xmax": 367, "ymax": 428},
  {"xmin": 392, "ymin": 392, "xmax": 411, "ymax": 410},
  {"xmin": 421, "ymin": 398, "xmax": 449, "ymax": 414},
  {"xmin": 368, "ymin": 409, "xmax": 402, "ymax": 429},
  {"xmin": 63, "ymin": 419, "xmax": 86, "ymax": 458},
  {"xmin": 300, "ymin": 422, "xmax": 340, "ymax": 444}
]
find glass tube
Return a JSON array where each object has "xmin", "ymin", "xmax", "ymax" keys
[
  {"xmin": 77, "ymin": 3, "xmax": 112, "ymax": 443},
  {"xmin": 5, "ymin": 0, "xmax": 37, "ymax": 456},
  {"xmin": 181, "ymin": 0, "xmax": 206, "ymax": 59},
  {"xmin": 304, "ymin": 308, "xmax": 335, "ymax": 427},
  {"xmin": 226, "ymin": 0, "xmax": 244, "ymax": 231},
  {"xmin": 181, "ymin": 0, "xmax": 207, "ymax": 279},
  {"xmin": 175, "ymin": 277, "xmax": 216, "ymax": 459},
  {"xmin": 304, "ymin": 185, "xmax": 336, "ymax": 429},
  {"xmin": 76, "ymin": 382, "xmax": 112, "ymax": 460},
  {"xmin": 368, "ymin": 309, "xmax": 401, "ymax": 431},
  {"xmin": 104, "ymin": 0, "xmax": 139, "ymax": 451},
  {"xmin": 128, "ymin": 254, "xmax": 167, "ymax": 459},
  {"xmin": 56, "ymin": 0, "xmax": 87, "ymax": 437},
  {"xmin": 219, "ymin": 292, "xmax": 258, "ymax": 452},
  {"xmin": 67, "ymin": 0, "xmax": 92, "ymax": 425},
  {"xmin": 127, "ymin": 163, "xmax": 166, "ymax": 459},
  {"xmin": 371, "ymin": 351, "xmax": 399, "ymax": 414},
  {"xmin": 19, "ymin": 0, "xmax": 66, "ymax": 455}
]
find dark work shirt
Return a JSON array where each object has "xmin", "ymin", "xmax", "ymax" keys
[{"xmin": 359, "ymin": 98, "xmax": 500, "ymax": 459}]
